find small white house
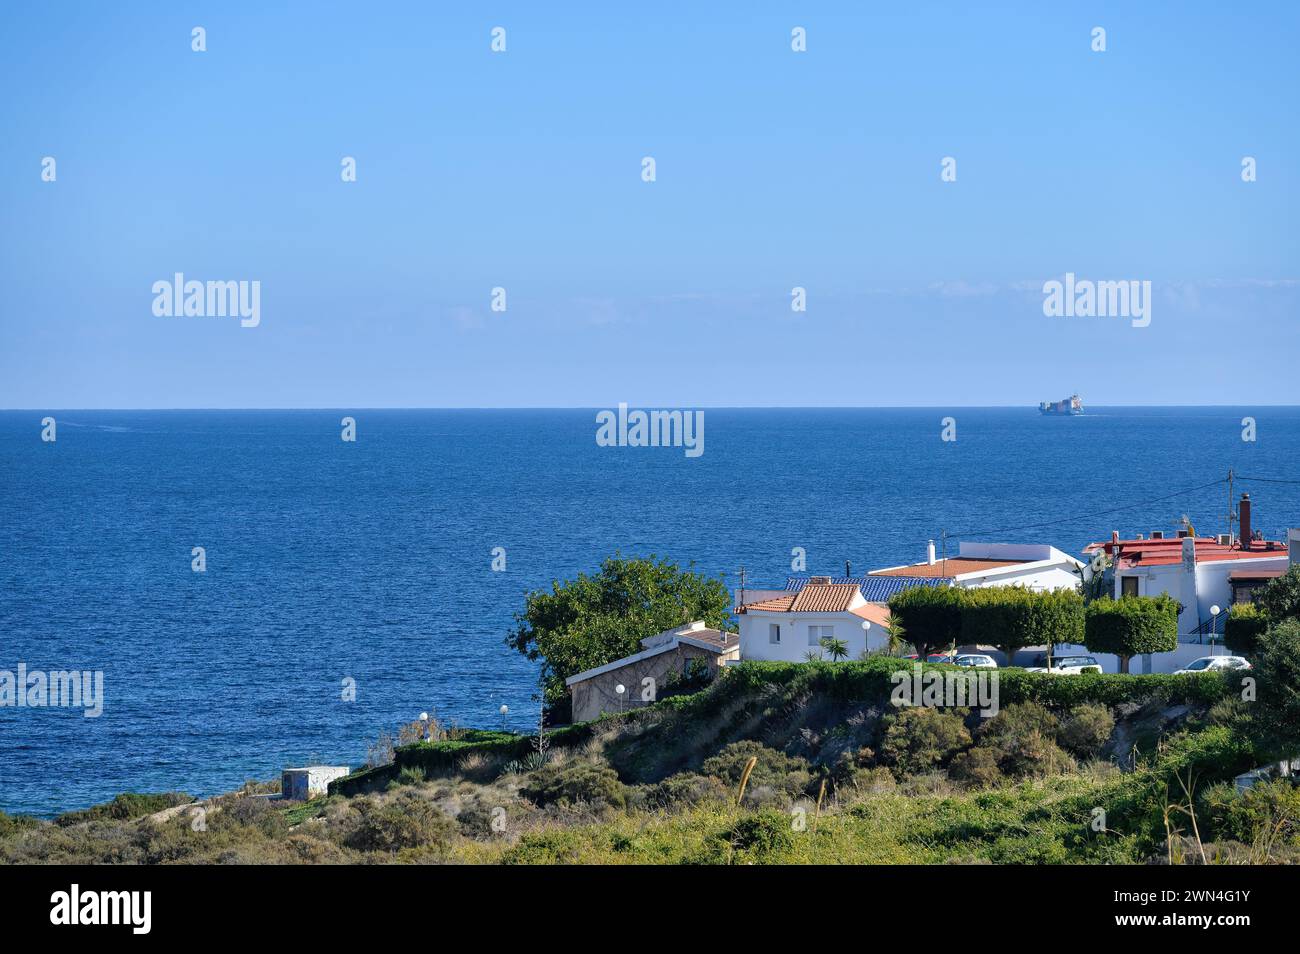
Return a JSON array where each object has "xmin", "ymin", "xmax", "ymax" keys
[
  {"xmin": 868, "ymin": 541, "xmax": 1084, "ymax": 592},
  {"xmin": 737, "ymin": 579, "xmax": 892, "ymax": 662}
]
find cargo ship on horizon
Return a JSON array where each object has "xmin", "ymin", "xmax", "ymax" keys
[{"xmin": 1039, "ymin": 394, "xmax": 1083, "ymax": 415}]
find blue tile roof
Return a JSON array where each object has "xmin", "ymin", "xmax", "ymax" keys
[{"xmin": 784, "ymin": 575, "xmax": 944, "ymax": 602}]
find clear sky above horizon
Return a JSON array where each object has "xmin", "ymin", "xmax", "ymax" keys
[{"xmin": 2, "ymin": 2, "xmax": 1297, "ymax": 408}]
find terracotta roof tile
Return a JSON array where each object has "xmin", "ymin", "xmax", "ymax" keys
[
  {"xmin": 741, "ymin": 583, "xmax": 860, "ymax": 614},
  {"xmin": 868, "ymin": 558, "xmax": 1026, "ymax": 579}
]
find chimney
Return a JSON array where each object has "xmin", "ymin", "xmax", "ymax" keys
[
  {"xmin": 845, "ymin": 560, "xmax": 852, "ymax": 578},
  {"xmin": 927, "ymin": 540, "xmax": 936, "ymax": 565},
  {"xmin": 1239, "ymin": 493, "xmax": 1252, "ymax": 550},
  {"xmin": 1111, "ymin": 530, "xmax": 1120, "ymax": 546}
]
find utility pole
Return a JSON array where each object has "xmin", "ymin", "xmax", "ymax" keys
[{"xmin": 737, "ymin": 566, "xmax": 747, "ymax": 612}]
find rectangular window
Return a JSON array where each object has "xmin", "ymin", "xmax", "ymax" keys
[
  {"xmin": 1121, "ymin": 576, "xmax": 1139, "ymax": 598},
  {"xmin": 768, "ymin": 623, "xmax": 781, "ymax": 644},
  {"xmin": 809, "ymin": 624, "xmax": 833, "ymax": 646}
]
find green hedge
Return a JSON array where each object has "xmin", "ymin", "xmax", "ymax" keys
[
  {"xmin": 1084, "ymin": 595, "xmax": 1179, "ymax": 670},
  {"xmin": 960, "ymin": 586, "xmax": 1084, "ymax": 660},
  {"xmin": 1224, "ymin": 603, "xmax": 1269, "ymax": 655},
  {"xmin": 887, "ymin": 585, "xmax": 962, "ymax": 657}
]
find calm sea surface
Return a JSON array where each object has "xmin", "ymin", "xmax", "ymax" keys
[{"xmin": 3, "ymin": 407, "xmax": 1299, "ymax": 816}]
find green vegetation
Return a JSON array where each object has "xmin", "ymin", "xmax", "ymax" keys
[
  {"xmin": 886, "ymin": 585, "xmax": 962, "ymax": 658},
  {"xmin": 504, "ymin": 555, "xmax": 732, "ymax": 717},
  {"xmin": 1254, "ymin": 564, "xmax": 1300, "ymax": 624},
  {"xmin": 1083, "ymin": 595, "xmax": 1179, "ymax": 672},
  {"xmin": 960, "ymin": 586, "xmax": 1084, "ymax": 663},
  {"xmin": 1224, "ymin": 603, "xmax": 1268, "ymax": 655},
  {"xmin": 5, "ymin": 642, "xmax": 1290, "ymax": 866}
]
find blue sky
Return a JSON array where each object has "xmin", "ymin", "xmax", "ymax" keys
[{"xmin": 1, "ymin": 2, "xmax": 1296, "ymax": 407}]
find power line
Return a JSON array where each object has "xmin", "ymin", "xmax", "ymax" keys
[
  {"xmin": 1236, "ymin": 474, "xmax": 1300, "ymax": 485},
  {"xmin": 946, "ymin": 476, "xmax": 1229, "ymax": 539}
]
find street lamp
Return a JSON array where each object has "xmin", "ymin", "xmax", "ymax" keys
[
  {"xmin": 1209, "ymin": 605, "xmax": 1221, "ymax": 655},
  {"xmin": 499, "ymin": 704, "xmax": 509, "ymax": 731},
  {"xmin": 419, "ymin": 711, "xmax": 430, "ymax": 741},
  {"xmin": 615, "ymin": 683, "xmax": 626, "ymax": 712}
]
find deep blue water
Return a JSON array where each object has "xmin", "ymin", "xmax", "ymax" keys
[{"xmin": 3, "ymin": 407, "xmax": 1299, "ymax": 817}]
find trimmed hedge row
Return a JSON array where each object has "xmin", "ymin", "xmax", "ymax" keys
[
  {"xmin": 1083, "ymin": 595, "xmax": 1179, "ymax": 670},
  {"xmin": 1224, "ymin": 603, "xmax": 1268, "ymax": 655}
]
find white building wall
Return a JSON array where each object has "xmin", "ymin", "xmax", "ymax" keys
[
  {"xmin": 957, "ymin": 564, "xmax": 1081, "ymax": 592},
  {"xmin": 738, "ymin": 611, "xmax": 882, "ymax": 662}
]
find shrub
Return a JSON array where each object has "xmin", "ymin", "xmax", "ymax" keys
[
  {"xmin": 0, "ymin": 810, "xmax": 41, "ymax": 839},
  {"xmin": 948, "ymin": 746, "xmax": 1003, "ymax": 788},
  {"xmin": 1203, "ymin": 779, "xmax": 1300, "ymax": 847},
  {"xmin": 54, "ymin": 792, "xmax": 192, "ymax": 827},
  {"xmin": 1057, "ymin": 703, "xmax": 1115, "ymax": 758},
  {"xmin": 642, "ymin": 773, "xmax": 728, "ymax": 810},
  {"xmin": 726, "ymin": 809, "xmax": 795, "ymax": 858},
  {"xmin": 975, "ymin": 702, "xmax": 1074, "ymax": 777},
  {"xmin": 1224, "ymin": 603, "xmax": 1269, "ymax": 656},
  {"xmin": 342, "ymin": 794, "xmax": 456, "ymax": 854},
  {"xmin": 960, "ymin": 586, "xmax": 1084, "ymax": 663},
  {"xmin": 887, "ymin": 585, "xmax": 962, "ymax": 659},
  {"xmin": 700, "ymin": 741, "xmax": 811, "ymax": 794},
  {"xmin": 1251, "ymin": 619, "xmax": 1300, "ymax": 756},
  {"xmin": 879, "ymin": 707, "xmax": 971, "ymax": 776},
  {"xmin": 519, "ymin": 760, "xmax": 627, "ymax": 809},
  {"xmin": 1084, "ymin": 595, "xmax": 1179, "ymax": 672}
]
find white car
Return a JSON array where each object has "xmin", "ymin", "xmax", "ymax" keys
[
  {"xmin": 953, "ymin": 654, "xmax": 998, "ymax": 668},
  {"xmin": 1025, "ymin": 654, "xmax": 1103, "ymax": 675},
  {"xmin": 1175, "ymin": 655, "xmax": 1252, "ymax": 674}
]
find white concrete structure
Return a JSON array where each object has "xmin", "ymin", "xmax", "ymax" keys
[
  {"xmin": 282, "ymin": 766, "xmax": 350, "ymax": 801},
  {"xmin": 1085, "ymin": 533, "xmax": 1289, "ymax": 638},
  {"xmin": 868, "ymin": 541, "xmax": 1084, "ymax": 592},
  {"xmin": 737, "ymin": 580, "xmax": 892, "ymax": 662}
]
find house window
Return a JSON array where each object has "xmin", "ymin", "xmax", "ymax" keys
[
  {"xmin": 809, "ymin": 624, "xmax": 834, "ymax": 646},
  {"xmin": 768, "ymin": 623, "xmax": 781, "ymax": 644},
  {"xmin": 1121, "ymin": 576, "xmax": 1139, "ymax": 598}
]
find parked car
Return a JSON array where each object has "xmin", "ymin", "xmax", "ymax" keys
[
  {"xmin": 1175, "ymin": 655, "xmax": 1252, "ymax": 674},
  {"xmin": 1024, "ymin": 654, "xmax": 1103, "ymax": 675},
  {"xmin": 953, "ymin": 654, "xmax": 998, "ymax": 668}
]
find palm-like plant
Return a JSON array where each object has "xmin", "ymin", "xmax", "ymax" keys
[
  {"xmin": 820, "ymin": 636, "xmax": 850, "ymax": 661},
  {"xmin": 883, "ymin": 615, "xmax": 907, "ymax": 656}
]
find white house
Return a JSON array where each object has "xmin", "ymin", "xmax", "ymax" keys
[
  {"xmin": 736, "ymin": 579, "xmax": 892, "ymax": 662},
  {"xmin": 868, "ymin": 540, "xmax": 1085, "ymax": 591}
]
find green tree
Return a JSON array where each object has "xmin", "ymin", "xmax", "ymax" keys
[
  {"xmin": 960, "ymin": 586, "xmax": 1084, "ymax": 665},
  {"xmin": 1251, "ymin": 619, "xmax": 1300, "ymax": 758},
  {"xmin": 820, "ymin": 636, "xmax": 849, "ymax": 661},
  {"xmin": 506, "ymin": 555, "xmax": 733, "ymax": 715},
  {"xmin": 1254, "ymin": 565, "xmax": 1300, "ymax": 623},
  {"xmin": 887, "ymin": 584, "xmax": 962, "ymax": 660},
  {"xmin": 1083, "ymin": 595, "xmax": 1179, "ymax": 673}
]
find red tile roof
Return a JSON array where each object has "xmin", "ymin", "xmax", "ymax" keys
[
  {"xmin": 850, "ymin": 602, "xmax": 892, "ymax": 627},
  {"xmin": 868, "ymin": 558, "xmax": 1026, "ymax": 579},
  {"xmin": 1086, "ymin": 536, "xmax": 1289, "ymax": 569},
  {"xmin": 741, "ymin": 583, "xmax": 860, "ymax": 614}
]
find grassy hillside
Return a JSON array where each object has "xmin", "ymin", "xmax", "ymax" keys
[{"xmin": 2, "ymin": 659, "xmax": 1295, "ymax": 865}]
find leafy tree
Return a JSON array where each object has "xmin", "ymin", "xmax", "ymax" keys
[
  {"xmin": 1224, "ymin": 603, "xmax": 1269, "ymax": 656},
  {"xmin": 1083, "ymin": 595, "xmax": 1179, "ymax": 673},
  {"xmin": 960, "ymin": 586, "xmax": 1084, "ymax": 664},
  {"xmin": 1254, "ymin": 565, "xmax": 1300, "ymax": 623},
  {"xmin": 506, "ymin": 555, "xmax": 732, "ymax": 715},
  {"xmin": 1251, "ymin": 619, "xmax": 1300, "ymax": 758},
  {"xmin": 887, "ymin": 584, "xmax": 962, "ymax": 660},
  {"xmin": 820, "ymin": 636, "xmax": 850, "ymax": 661}
]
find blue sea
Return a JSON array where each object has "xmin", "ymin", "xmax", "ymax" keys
[{"xmin": 3, "ymin": 407, "xmax": 1299, "ymax": 817}]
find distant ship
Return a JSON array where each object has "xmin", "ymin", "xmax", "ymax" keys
[{"xmin": 1039, "ymin": 394, "xmax": 1083, "ymax": 416}]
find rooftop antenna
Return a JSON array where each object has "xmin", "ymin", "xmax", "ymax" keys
[{"xmin": 737, "ymin": 565, "xmax": 747, "ymax": 612}]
